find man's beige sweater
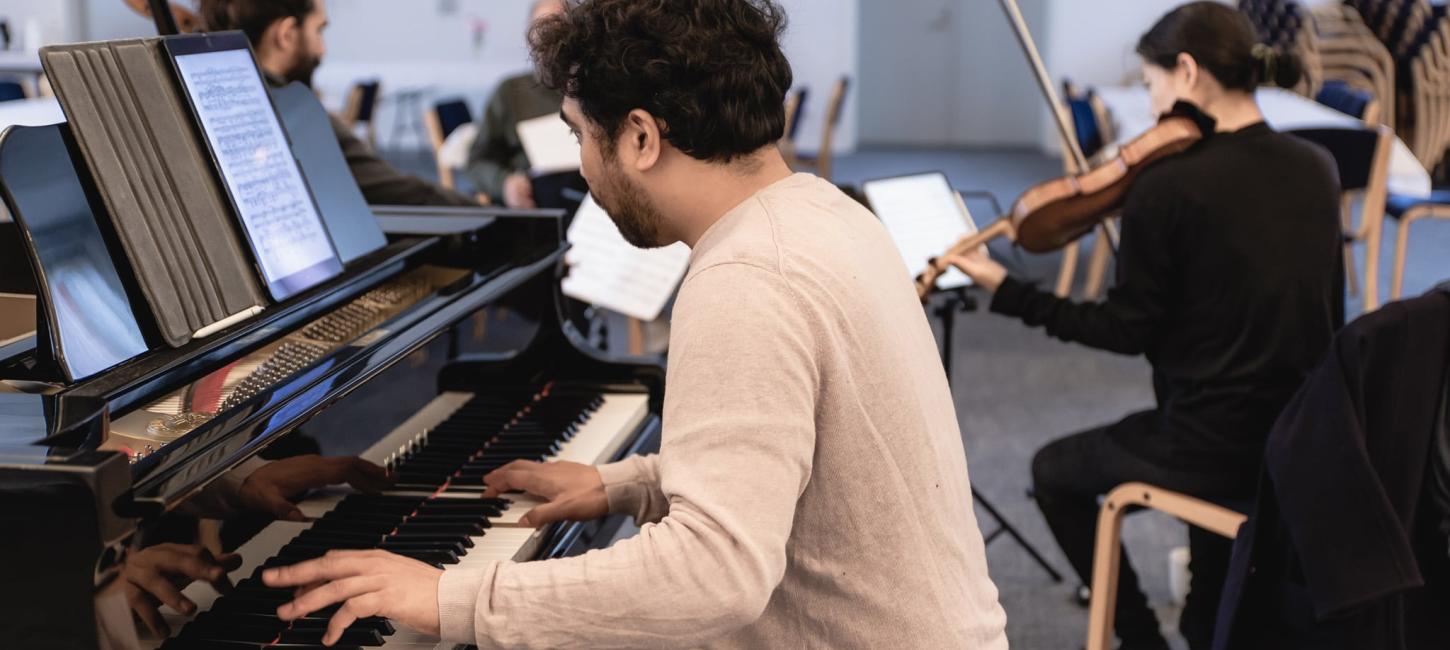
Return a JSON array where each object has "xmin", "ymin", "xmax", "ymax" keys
[{"xmin": 438, "ymin": 173, "xmax": 1008, "ymax": 648}]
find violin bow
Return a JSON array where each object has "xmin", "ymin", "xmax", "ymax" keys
[{"xmin": 997, "ymin": 0, "xmax": 1121, "ymax": 252}]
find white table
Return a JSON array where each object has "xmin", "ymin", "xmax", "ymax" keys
[
  {"xmin": 0, "ymin": 96, "xmax": 62, "ymax": 130},
  {"xmin": 1095, "ymin": 85, "xmax": 1432, "ymax": 198}
]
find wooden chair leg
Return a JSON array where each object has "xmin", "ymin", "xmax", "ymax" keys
[
  {"xmin": 1086, "ymin": 489, "xmax": 1131, "ymax": 650},
  {"xmin": 1341, "ymin": 196, "xmax": 1360, "ymax": 298},
  {"xmin": 1344, "ymin": 240, "xmax": 1361, "ymax": 298},
  {"xmin": 1086, "ymin": 483, "xmax": 1248, "ymax": 650},
  {"xmin": 1084, "ymin": 225, "xmax": 1115, "ymax": 300},
  {"xmin": 1392, "ymin": 209, "xmax": 1418, "ymax": 300},
  {"xmin": 1363, "ymin": 209, "xmax": 1384, "ymax": 311},
  {"xmin": 1055, "ymin": 241, "xmax": 1080, "ymax": 298},
  {"xmin": 627, "ymin": 318, "xmax": 645, "ymax": 356}
]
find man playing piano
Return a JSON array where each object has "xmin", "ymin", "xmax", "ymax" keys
[{"xmin": 265, "ymin": 1, "xmax": 1010, "ymax": 647}]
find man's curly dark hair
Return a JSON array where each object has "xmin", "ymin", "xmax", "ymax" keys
[{"xmin": 530, "ymin": 0, "xmax": 793, "ymax": 164}]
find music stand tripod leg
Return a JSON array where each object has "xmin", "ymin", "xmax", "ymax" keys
[{"xmin": 933, "ymin": 288, "xmax": 1064, "ymax": 583}]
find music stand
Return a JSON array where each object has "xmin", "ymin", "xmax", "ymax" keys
[{"xmin": 917, "ymin": 188, "xmax": 1064, "ymax": 584}]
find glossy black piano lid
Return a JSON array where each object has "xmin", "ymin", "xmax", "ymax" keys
[
  {"xmin": 127, "ymin": 247, "xmax": 568, "ymax": 511},
  {"xmin": 0, "ymin": 124, "xmax": 149, "ymax": 381}
]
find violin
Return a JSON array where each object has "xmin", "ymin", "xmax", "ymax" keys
[{"xmin": 913, "ymin": 102, "xmax": 1215, "ymax": 300}]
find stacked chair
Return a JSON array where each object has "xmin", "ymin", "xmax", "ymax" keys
[{"xmin": 1345, "ymin": 0, "xmax": 1450, "ymax": 303}]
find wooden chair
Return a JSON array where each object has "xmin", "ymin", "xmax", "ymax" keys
[
  {"xmin": 1311, "ymin": 4, "xmax": 1396, "ymax": 128},
  {"xmin": 780, "ymin": 87, "xmax": 808, "ymax": 166},
  {"xmin": 340, "ymin": 79, "xmax": 381, "ymax": 148},
  {"xmin": 423, "ymin": 98, "xmax": 475, "ymax": 190},
  {"xmin": 792, "ymin": 77, "xmax": 850, "ymax": 182},
  {"xmin": 1085, "ymin": 483, "xmax": 1248, "ymax": 650},
  {"xmin": 1060, "ymin": 81, "xmax": 1119, "ymax": 300},
  {"xmin": 1287, "ymin": 126, "xmax": 1394, "ymax": 311},
  {"xmin": 1388, "ymin": 189, "xmax": 1450, "ymax": 300}
]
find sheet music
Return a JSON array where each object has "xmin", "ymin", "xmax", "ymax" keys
[
  {"xmin": 862, "ymin": 173, "xmax": 977, "ymax": 290},
  {"xmin": 517, "ymin": 112, "xmax": 581, "ymax": 175},
  {"xmin": 174, "ymin": 49, "xmax": 335, "ymax": 287},
  {"xmin": 562, "ymin": 195, "xmax": 690, "ymax": 321}
]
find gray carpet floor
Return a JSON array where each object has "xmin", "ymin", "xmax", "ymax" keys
[{"xmin": 381, "ymin": 145, "xmax": 1450, "ymax": 649}]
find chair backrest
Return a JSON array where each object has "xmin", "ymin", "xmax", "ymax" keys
[
  {"xmin": 1316, "ymin": 79, "xmax": 1376, "ymax": 121},
  {"xmin": 817, "ymin": 77, "xmax": 850, "ymax": 181},
  {"xmin": 824, "ymin": 77, "xmax": 850, "ymax": 129},
  {"xmin": 0, "ymin": 80, "xmax": 25, "ymax": 103},
  {"xmin": 1286, "ymin": 126, "xmax": 1391, "ymax": 192},
  {"xmin": 434, "ymin": 99, "xmax": 473, "ymax": 140},
  {"xmin": 344, "ymin": 80, "xmax": 381, "ymax": 125},
  {"xmin": 1062, "ymin": 80, "xmax": 1103, "ymax": 160},
  {"xmin": 784, "ymin": 87, "xmax": 808, "ymax": 142}
]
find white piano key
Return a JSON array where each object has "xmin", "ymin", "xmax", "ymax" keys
[{"xmin": 148, "ymin": 388, "xmax": 650, "ymax": 649}]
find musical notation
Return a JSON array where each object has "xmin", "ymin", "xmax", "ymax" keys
[
  {"xmin": 562, "ymin": 195, "xmax": 690, "ymax": 321},
  {"xmin": 862, "ymin": 173, "xmax": 978, "ymax": 290},
  {"xmin": 173, "ymin": 49, "xmax": 335, "ymax": 287}
]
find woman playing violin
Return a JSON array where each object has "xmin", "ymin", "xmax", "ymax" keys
[{"xmin": 945, "ymin": 3, "xmax": 1341, "ymax": 648}]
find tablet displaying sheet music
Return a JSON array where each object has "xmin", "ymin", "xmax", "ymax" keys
[
  {"xmin": 166, "ymin": 33, "xmax": 342, "ymax": 301},
  {"xmin": 862, "ymin": 172, "xmax": 978, "ymax": 290}
]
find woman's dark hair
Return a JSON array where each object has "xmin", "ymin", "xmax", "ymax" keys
[
  {"xmin": 1137, "ymin": 1, "xmax": 1303, "ymax": 92},
  {"xmin": 530, "ymin": 0, "xmax": 794, "ymax": 163},
  {"xmin": 198, "ymin": 0, "xmax": 316, "ymax": 46}
]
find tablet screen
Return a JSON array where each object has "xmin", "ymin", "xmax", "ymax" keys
[
  {"xmin": 862, "ymin": 172, "xmax": 977, "ymax": 290},
  {"xmin": 170, "ymin": 37, "xmax": 341, "ymax": 301}
]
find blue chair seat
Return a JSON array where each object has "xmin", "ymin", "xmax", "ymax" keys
[
  {"xmin": 0, "ymin": 81, "xmax": 25, "ymax": 103},
  {"xmin": 1316, "ymin": 80, "xmax": 1373, "ymax": 121},
  {"xmin": 1387, "ymin": 188, "xmax": 1450, "ymax": 218}
]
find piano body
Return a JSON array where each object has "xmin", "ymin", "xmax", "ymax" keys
[{"xmin": 0, "ymin": 46, "xmax": 663, "ymax": 650}]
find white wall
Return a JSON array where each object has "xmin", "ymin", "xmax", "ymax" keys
[
  {"xmin": 83, "ymin": 0, "xmax": 164, "ymax": 42},
  {"xmin": 857, "ymin": 0, "xmax": 1063, "ymax": 148},
  {"xmin": 1035, "ymin": 0, "xmax": 1235, "ymax": 152},
  {"xmin": 318, "ymin": 0, "xmax": 858, "ymax": 152},
  {"xmin": 1, "ymin": 0, "xmax": 85, "ymax": 50}
]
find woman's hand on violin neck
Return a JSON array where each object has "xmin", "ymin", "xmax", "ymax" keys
[{"xmin": 942, "ymin": 248, "xmax": 1007, "ymax": 293}]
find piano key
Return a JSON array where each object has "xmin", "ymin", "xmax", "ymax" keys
[
  {"xmin": 150, "ymin": 389, "xmax": 650, "ymax": 650},
  {"xmin": 189, "ymin": 611, "xmax": 395, "ymax": 636}
]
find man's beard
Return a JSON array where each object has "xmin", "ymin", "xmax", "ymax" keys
[
  {"xmin": 594, "ymin": 158, "xmax": 665, "ymax": 249},
  {"xmin": 284, "ymin": 51, "xmax": 322, "ymax": 88}
]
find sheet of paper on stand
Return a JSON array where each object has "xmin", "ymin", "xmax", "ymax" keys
[
  {"xmin": 518, "ymin": 111, "xmax": 582, "ymax": 175},
  {"xmin": 438, "ymin": 122, "xmax": 479, "ymax": 170},
  {"xmin": 863, "ymin": 172, "xmax": 979, "ymax": 291},
  {"xmin": 563, "ymin": 194, "xmax": 691, "ymax": 321}
]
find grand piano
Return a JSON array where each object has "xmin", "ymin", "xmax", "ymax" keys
[{"xmin": 0, "ymin": 34, "xmax": 664, "ymax": 650}]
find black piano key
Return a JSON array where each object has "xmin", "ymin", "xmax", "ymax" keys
[
  {"xmin": 190, "ymin": 611, "xmax": 395, "ymax": 636},
  {"xmin": 161, "ymin": 640, "xmax": 363, "ymax": 650},
  {"xmin": 177, "ymin": 617, "xmax": 386, "ymax": 646},
  {"xmin": 296, "ymin": 529, "xmax": 475, "ymax": 547},
  {"xmin": 320, "ymin": 511, "xmax": 488, "ymax": 525},
  {"xmin": 278, "ymin": 544, "xmax": 459, "ymax": 565}
]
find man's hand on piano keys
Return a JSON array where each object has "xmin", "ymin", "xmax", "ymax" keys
[
  {"xmin": 481, "ymin": 459, "xmax": 609, "ymax": 526},
  {"xmin": 236, "ymin": 455, "xmax": 392, "ymax": 521},
  {"xmin": 264, "ymin": 549, "xmax": 443, "ymax": 646},
  {"xmin": 122, "ymin": 543, "xmax": 242, "ymax": 638}
]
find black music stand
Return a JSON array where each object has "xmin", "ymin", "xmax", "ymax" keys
[{"xmin": 930, "ymin": 196, "xmax": 1064, "ymax": 584}]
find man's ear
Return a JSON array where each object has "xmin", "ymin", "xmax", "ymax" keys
[
  {"xmin": 266, "ymin": 16, "xmax": 301, "ymax": 55},
  {"xmin": 622, "ymin": 109, "xmax": 662, "ymax": 172}
]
